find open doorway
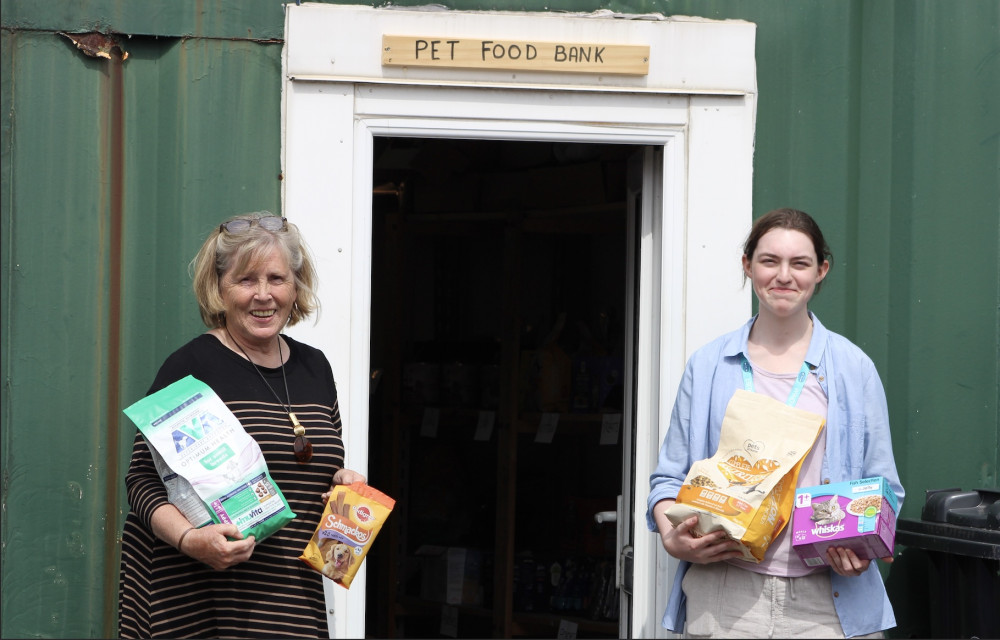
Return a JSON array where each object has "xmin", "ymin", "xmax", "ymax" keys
[
  {"xmin": 365, "ymin": 138, "xmax": 634, "ymax": 638},
  {"xmin": 284, "ymin": 14, "xmax": 757, "ymax": 634}
]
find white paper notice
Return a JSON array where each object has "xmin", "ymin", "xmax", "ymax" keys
[
  {"xmin": 535, "ymin": 412, "xmax": 559, "ymax": 443},
  {"xmin": 557, "ymin": 619, "xmax": 578, "ymax": 639},
  {"xmin": 600, "ymin": 413, "xmax": 622, "ymax": 445}
]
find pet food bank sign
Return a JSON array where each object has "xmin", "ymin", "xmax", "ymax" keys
[{"xmin": 382, "ymin": 35, "xmax": 650, "ymax": 75}]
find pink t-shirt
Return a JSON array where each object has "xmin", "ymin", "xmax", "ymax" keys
[{"xmin": 729, "ymin": 361, "xmax": 828, "ymax": 577}]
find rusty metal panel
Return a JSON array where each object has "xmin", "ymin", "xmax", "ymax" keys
[
  {"xmin": 2, "ymin": 0, "xmax": 288, "ymax": 40},
  {"xmin": 1, "ymin": 30, "xmax": 282, "ymax": 638},
  {"xmin": 1, "ymin": 30, "xmax": 122, "ymax": 638}
]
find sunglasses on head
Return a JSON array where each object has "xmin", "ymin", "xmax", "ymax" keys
[{"xmin": 220, "ymin": 216, "xmax": 287, "ymax": 234}]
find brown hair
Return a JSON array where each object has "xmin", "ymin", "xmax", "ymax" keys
[
  {"xmin": 190, "ymin": 211, "xmax": 319, "ymax": 328},
  {"xmin": 742, "ymin": 208, "xmax": 833, "ymax": 292}
]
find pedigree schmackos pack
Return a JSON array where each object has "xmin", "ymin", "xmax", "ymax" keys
[
  {"xmin": 666, "ymin": 389, "xmax": 825, "ymax": 562},
  {"xmin": 300, "ymin": 482, "xmax": 395, "ymax": 588},
  {"xmin": 123, "ymin": 375, "xmax": 296, "ymax": 541}
]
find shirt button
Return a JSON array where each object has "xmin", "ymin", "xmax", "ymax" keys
[
  {"xmin": 818, "ymin": 376, "xmax": 825, "ymax": 381},
  {"xmin": 834, "ymin": 592, "xmax": 840, "ymax": 598},
  {"xmin": 823, "ymin": 479, "xmax": 831, "ymax": 484}
]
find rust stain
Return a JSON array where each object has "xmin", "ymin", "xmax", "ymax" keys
[
  {"xmin": 60, "ymin": 32, "xmax": 129, "ymax": 61},
  {"xmin": 101, "ymin": 50, "xmax": 125, "ymax": 639}
]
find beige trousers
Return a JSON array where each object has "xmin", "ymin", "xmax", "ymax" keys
[{"xmin": 681, "ymin": 562, "xmax": 884, "ymax": 639}]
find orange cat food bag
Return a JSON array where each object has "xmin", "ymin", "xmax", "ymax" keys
[
  {"xmin": 300, "ymin": 482, "xmax": 395, "ymax": 588},
  {"xmin": 666, "ymin": 389, "xmax": 825, "ymax": 562}
]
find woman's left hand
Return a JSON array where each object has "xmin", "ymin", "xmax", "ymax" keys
[
  {"xmin": 826, "ymin": 547, "xmax": 893, "ymax": 577},
  {"xmin": 333, "ymin": 468, "xmax": 366, "ymax": 485},
  {"xmin": 321, "ymin": 468, "xmax": 368, "ymax": 501}
]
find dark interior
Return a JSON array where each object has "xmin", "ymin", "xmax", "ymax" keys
[{"xmin": 366, "ymin": 137, "xmax": 633, "ymax": 638}]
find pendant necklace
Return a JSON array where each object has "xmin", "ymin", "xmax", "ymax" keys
[{"xmin": 226, "ymin": 327, "xmax": 313, "ymax": 463}]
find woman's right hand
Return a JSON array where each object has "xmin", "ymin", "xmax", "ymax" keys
[
  {"xmin": 653, "ymin": 500, "xmax": 743, "ymax": 564},
  {"xmin": 660, "ymin": 515, "xmax": 743, "ymax": 564},
  {"xmin": 179, "ymin": 524, "xmax": 256, "ymax": 571}
]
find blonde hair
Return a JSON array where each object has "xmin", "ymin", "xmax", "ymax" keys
[{"xmin": 190, "ymin": 211, "xmax": 319, "ymax": 328}]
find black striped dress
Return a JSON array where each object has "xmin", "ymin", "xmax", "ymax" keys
[{"xmin": 119, "ymin": 334, "xmax": 347, "ymax": 639}]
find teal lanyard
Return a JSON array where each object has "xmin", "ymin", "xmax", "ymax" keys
[{"xmin": 740, "ymin": 354, "xmax": 811, "ymax": 408}]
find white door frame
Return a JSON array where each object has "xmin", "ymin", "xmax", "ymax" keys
[{"xmin": 281, "ymin": 6, "xmax": 755, "ymax": 638}]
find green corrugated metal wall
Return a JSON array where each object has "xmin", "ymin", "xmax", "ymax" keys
[
  {"xmin": 2, "ymin": 1, "xmax": 997, "ymax": 637},
  {"xmin": 2, "ymin": 24, "xmax": 282, "ymax": 639}
]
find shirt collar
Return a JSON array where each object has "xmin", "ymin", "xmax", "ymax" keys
[
  {"xmin": 804, "ymin": 312, "xmax": 829, "ymax": 368},
  {"xmin": 725, "ymin": 311, "xmax": 828, "ymax": 369}
]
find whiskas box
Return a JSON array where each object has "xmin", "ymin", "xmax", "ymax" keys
[{"xmin": 792, "ymin": 477, "xmax": 898, "ymax": 567}]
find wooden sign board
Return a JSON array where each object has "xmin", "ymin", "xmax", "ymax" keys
[{"xmin": 382, "ymin": 35, "xmax": 649, "ymax": 76}]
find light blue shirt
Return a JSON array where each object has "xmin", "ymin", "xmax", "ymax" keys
[{"xmin": 646, "ymin": 313, "xmax": 905, "ymax": 638}]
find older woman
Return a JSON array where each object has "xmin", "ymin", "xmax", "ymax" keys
[{"xmin": 119, "ymin": 212, "xmax": 365, "ymax": 638}]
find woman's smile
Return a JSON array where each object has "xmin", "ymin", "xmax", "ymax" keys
[{"xmin": 743, "ymin": 228, "xmax": 828, "ymax": 320}]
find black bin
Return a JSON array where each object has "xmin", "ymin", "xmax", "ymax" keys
[{"xmin": 886, "ymin": 488, "xmax": 1000, "ymax": 639}]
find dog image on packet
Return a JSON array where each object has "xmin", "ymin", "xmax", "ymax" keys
[{"xmin": 300, "ymin": 482, "xmax": 395, "ymax": 588}]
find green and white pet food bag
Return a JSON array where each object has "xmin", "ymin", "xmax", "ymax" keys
[{"xmin": 124, "ymin": 375, "xmax": 295, "ymax": 540}]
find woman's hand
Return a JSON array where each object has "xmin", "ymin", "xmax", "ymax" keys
[
  {"xmin": 333, "ymin": 468, "xmax": 367, "ymax": 485},
  {"xmin": 653, "ymin": 500, "xmax": 743, "ymax": 564},
  {"xmin": 321, "ymin": 468, "xmax": 368, "ymax": 501},
  {"xmin": 826, "ymin": 547, "xmax": 893, "ymax": 577},
  {"xmin": 179, "ymin": 524, "xmax": 256, "ymax": 571},
  {"xmin": 661, "ymin": 515, "xmax": 744, "ymax": 564}
]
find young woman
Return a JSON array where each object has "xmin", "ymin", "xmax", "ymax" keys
[{"xmin": 647, "ymin": 208, "xmax": 904, "ymax": 638}]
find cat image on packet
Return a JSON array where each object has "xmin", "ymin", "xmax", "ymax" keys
[
  {"xmin": 300, "ymin": 482, "xmax": 395, "ymax": 588},
  {"xmin": 791, "ymin": 477, "xmax": 898, "ymax": 567}
]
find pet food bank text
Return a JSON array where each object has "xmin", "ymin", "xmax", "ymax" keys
[{"xmin": 382, "ymin": 35, "xmax": 650, "ymax": 75}]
